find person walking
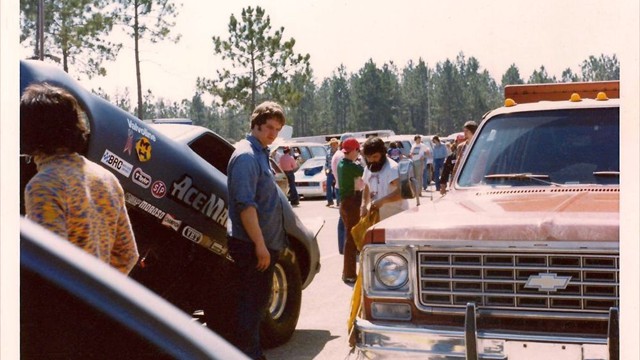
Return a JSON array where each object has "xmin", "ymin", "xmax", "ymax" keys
[
  {"xmin": 431, "ymin": 136, "xmax": 448, "ymax": 192},
  {"xmin": 337, "ymin": 137, "xmax": 364, "ymax": 284},
  {"xmin": 227, "ymin": 101, "xmax": 289, "ymax": 360},
  {"xmin": 361, "ymin": 137, "xmax": 409, "ymax": 220},
  {"xmin": 409, "ymin": 135, "xmax": 430, "ymax": 196},
  {"xmin": 325, "ymin": 138, "xmax": 339, "ymax": 207},
  {"xmin": 21, "ymin": 82, "xmax": 139, "ymax": 275},
  {"xmin": 279, "ymin": 146, "xmax": 300, "ymax": 206}
]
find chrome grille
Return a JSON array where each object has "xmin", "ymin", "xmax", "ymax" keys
[{"xmin": 417, "ymin": 251, "xmax": 619, "ymax": 313}]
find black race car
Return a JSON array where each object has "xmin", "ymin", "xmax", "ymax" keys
[{"xmin": 19, "ymin": 59, "xmax": 322, "ymax": 348}]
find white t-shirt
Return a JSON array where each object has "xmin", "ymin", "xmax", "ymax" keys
[
  {"xmin": 410, "ymin": 143, "xmax": 431, "ymax": 163},
  {"xmin": 331, "ymin": 150, "xmax": 345, "ymax": 189},
  {"xmin": 363, "ymin": 158, "xmax": 409, "ymax": 220}
]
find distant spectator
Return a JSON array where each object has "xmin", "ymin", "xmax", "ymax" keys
[
  {"xmin": 387, "ymin": 141, "xmax": 402, "ymax": 162},
  {"xmin": 21, "ymin": 82, "xmax": 139, "ymax": 275},
  {"xmin": 409, "ymin": 135, "xmax": 430, "ymax": 196},
  {"xmin": 450, "ymin": 120, "xmax": 478, "ymax": 187},
  {"xmin": 431, "ymin": 136, "xmax": 448, "ymax": 192},
  {"xmin": 439, "ymin": 142, "xmax": 458, "ymax": 195},
  {"xmin": 279, "ymin": 146, "xmax": 300, "ymax": 206},
  {"xmin": 325, "ymin": 138, "xmax": 339, "ymax": 207}
]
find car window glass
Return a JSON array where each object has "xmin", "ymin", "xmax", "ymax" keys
[
  {"xmin": 189, "ymin": 133, "xmax": 234, "ymax": 175},
  {"xmin": 458, "ymin": 108, "xmax": 619, "ymax": 186}
]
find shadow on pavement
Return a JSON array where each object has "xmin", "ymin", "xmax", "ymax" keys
[{"xmin": 264, "ymin": 329, "xmax": 340, "ymax": 359}]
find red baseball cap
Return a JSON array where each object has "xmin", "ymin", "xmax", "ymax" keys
[{"xmin": 341, "ymin": 138, "xmax": 360, "ymax": 153}]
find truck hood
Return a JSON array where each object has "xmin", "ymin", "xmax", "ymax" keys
[{"xmin": 374, "ymin": 187, "xmax": 619, "ymax": 244}]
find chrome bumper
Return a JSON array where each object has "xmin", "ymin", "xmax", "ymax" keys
[{"xmin": 355, "ymin": 304, "xmax": 619, "ymax": 360}]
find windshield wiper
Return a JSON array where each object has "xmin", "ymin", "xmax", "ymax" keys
[
  {"xmin": 484, "ymin": 173, "xmax": 563, "ymax": 187},
  {"xmin": 593, "ymin": 171, "xmax": 620, "ymax": 177}
]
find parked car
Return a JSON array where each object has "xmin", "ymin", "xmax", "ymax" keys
[
  {"xmin": 20, "ymin": 217, "xmax": 248, "ymax": 359},
  {"xmin": 381, "ymin": 134, "xmax": 434, "ymax": 159},
  {"xmin": 270, "ymin": 141, "xmax": 328, "ymax": 167},
  {"xmin": 294, "ymin": 156, "xmax": 328, "ymax": 199},
  {"xmin": 19, "ymin": 59, "xmax": 322, "ymax": 348}
]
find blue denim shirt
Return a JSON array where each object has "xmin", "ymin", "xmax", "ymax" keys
[
  {"xmin": 433, "ymin": 143, "xmax": 448, "ymax": 160},
  {"xmin": 227, "ymin": 135, "xmax": 287, "ymax": 251}
]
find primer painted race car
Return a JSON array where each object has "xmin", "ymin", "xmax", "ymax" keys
[{"xmin": 19, "ymin": 60, "xmax": 322, "ymax": 348}]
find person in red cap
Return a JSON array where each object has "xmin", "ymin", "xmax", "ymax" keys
[{"xmin": 337, "ymin": 137, "xmax": 363, "ymax": 284}]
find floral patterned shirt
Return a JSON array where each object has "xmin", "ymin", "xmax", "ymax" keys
[{"xmin": 25, "ymin": 153, "xmax": 139, "ymax": 274}]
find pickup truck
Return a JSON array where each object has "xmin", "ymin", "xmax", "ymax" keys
[
  {"xmin": 354, "ymin": 81, "xmax": 620, "ymax": 359},
  {"xmin": 19, "ymin": 59, "xmax": 322, "ymax": 347}
]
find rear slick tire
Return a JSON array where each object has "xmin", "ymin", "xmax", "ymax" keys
[{"xmin": 260, "ymin": 248, "xmax": 302, "ymax": 348}]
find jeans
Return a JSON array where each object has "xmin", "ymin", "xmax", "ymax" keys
[
  {"xmin": 336, "ymin": 188, "xmax": 345, "ymax": 254},
  {"xmin": 228, "ymin": 239, "xmax": 280, "ymax": 360},
  {"xmin": 326, "ymin": 172, "xmax": 335, "ymax": 205},
  {"xmin": 423, "ymin": 163, "xmax": 433, "ymax": 189},
  {"xmin": 433, "ymin": 158, "xmax": 445, "ymax": 190},
  {"xmin": 285, "ymin": 171, "xmax": 299, "ymax": 203},
  {"xmin": 340, "ymin": 192, "xmax": 362, "ymax": 279},
  {"xmin": 413, "ymin": 160, "xmax": 424, "ymax": 195}
]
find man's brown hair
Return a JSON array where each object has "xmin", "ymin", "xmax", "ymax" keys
[{"xmin": 250, "ymin": 101, "xmax": 286, "ymax": 129}]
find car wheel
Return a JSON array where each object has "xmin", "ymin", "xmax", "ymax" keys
[{"xmin": 260, "ymin": 248, "xmax": 302, "ymax": 348}]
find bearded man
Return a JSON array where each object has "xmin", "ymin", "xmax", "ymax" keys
[{"xmin": 360, "ymin": 137, "xmax": 409, "ymax": 220}]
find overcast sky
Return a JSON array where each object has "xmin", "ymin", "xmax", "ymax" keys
[{"xmin": 67, "ymin": 0, "xmax": 634, "ymax": 102}]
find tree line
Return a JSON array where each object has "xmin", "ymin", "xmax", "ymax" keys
[{"xmin": 20, "ymin": 3, "xmax": 620, "ymax": 142}]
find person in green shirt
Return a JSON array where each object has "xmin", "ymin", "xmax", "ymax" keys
[{"xmin": 337, "ymin": 137, "xmax": 364, "ymax": 284}]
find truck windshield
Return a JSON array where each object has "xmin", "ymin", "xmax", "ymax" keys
[{"xmin": 458, "ymin": 107, "xmax": 619, "ymax": 187}]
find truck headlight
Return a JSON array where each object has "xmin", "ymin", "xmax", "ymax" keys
[{"xmin": 375, "ymin": 253, "xmax": 408, "ymax": 289}]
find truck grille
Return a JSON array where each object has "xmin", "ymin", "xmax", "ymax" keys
[{"xmin": 417, "ymin": 251, "xmax": 619, "ymax": 313}]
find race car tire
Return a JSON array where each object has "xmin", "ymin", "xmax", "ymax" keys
[{"xmin": 260, "ymin": 248, "xmax": 302, "ymax": 348}]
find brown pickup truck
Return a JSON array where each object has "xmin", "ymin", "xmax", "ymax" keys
[{"xmin": 354, "ymin": 81, "xmax": 620, "ymax": 359}]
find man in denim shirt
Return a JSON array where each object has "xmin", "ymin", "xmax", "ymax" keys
[{"xmin": 227, "ymin": 101, "xmax": 288, "ymax": 360}]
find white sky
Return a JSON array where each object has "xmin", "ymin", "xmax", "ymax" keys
[{"xmin": 69, "ymin": 0, "xmax": 629, "ymax": 102}]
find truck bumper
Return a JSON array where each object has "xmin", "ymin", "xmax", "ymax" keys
[{"xmin": 355, "ymin": 305, "xmax": 618, "ymax": 360}]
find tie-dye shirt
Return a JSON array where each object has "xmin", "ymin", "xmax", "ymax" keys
[{"xmin": 25, "ymin": 153, "xmax": 139, "ymax": 274}]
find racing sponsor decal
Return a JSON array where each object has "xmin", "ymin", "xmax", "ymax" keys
[
  {"xmin": 123, "ymin": 129, "xmax": 134, "ymax": 155},
  {"xmin": 125, "ymin": 192, "xmax": 142, "ymax": 206},
  {"xmin": 137, "ymin": 200, "xmax": 166, "ymax": 219},
  {"xmin": 151, "ymin": 180, "xmax": 167, "ymax": 198},
  {"xmin": 169, "ymin": 175, "xmax": 228, "ymax": 228},
  {"xmin": 127, "ymin": 118, "xmax": 157, "ymax": 142},
  {"xmin": 182, "ymin": 226, "xmax": 203, "ymax": 243},
  {"xmin": 135, "ymin": 137, "xmax": 152, "ymax": 162},
  {"xmin": 101, "ymin": 149, "xmax": 133, "ymax": 177},
  {"xmin": 132, "ymin": 168, "xmax": 152, "ymax": 188},
  {"xmin": 161, "ymin": 213, "xmax": 182, "ymax": 231}
]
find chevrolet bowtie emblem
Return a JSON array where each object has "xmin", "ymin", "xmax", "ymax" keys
[{"xmin": 525, "ymin": 273, "xmax": 571, "ymax": 292}]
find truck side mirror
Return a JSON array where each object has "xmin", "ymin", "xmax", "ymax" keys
[{"xmin": 398, "ymin": 159, "xmax": 418, "ymax": 201}]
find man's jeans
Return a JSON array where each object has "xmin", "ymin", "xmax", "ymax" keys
[
  {"xmin": 228, "ymin": 239, "xmax": 280, "ymax": 360},
  {"xmin": 433, "ymin": 158, "xmax": 445, "ymax": 190},
  {"xmin": 326, "ymin": 172, "xmax": 335, "ymax": 205},
  {"xmin": 336, "ymin": 188, "xmax": 344, "ymax": 254},
  {"xmin": 285, "ymin": 171, "xmax": 299, "ymax": 203}
]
